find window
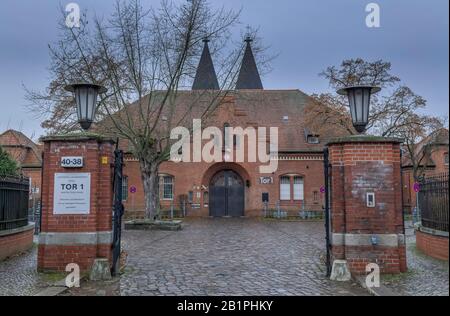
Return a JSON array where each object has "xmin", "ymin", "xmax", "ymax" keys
[
  {"xmin": 188, "ymin": 191, "xmax": 194, "ymax": 203},
  {"xmin": 203, "ymin": 191, "xmax": 209, "ymax": 206},
  {"xmin": 122, "ymin": 177, "xmax": 129, "ymax": 202},
  {"xmin": 313, "ymin": 191, "xmax": 319, "ymax": 202},
  {"xmin": 160, "ymin": 176, "xmax": 174, "ymax": 200},
  {"xmin": 293, "ymin": 177, "xmax": 304, "ymax": 201},
  {"xmin": 280, "ymin": 176, "xmax": 291, "ymax": 201},
  {"xmin": 445, "ymin": 152, "xmax": 449, "ymax": 165},
  {"xmin": 307, "ymin": 136, "xmax": 320, "ymax": 144}
]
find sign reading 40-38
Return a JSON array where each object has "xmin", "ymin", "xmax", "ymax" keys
[{"xmin": 53, "ymin": 173, "xmax": 91, "ymax": 215}]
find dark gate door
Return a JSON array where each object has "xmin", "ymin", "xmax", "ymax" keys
[
  {"xmin": 210, "ymin": 170, "xmax": 244, "ymax": 217},
  {"xmin": 210, "ymin": 186, "xmax": 226, "ymax": 217}
]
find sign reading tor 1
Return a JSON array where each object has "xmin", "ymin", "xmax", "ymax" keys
[{"xmin": 53, "ymin": 173, "xmax": 91, "ymax": 215}]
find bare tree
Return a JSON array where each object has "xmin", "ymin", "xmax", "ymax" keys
[
  {"xmin": 305, "ymin": 58, "xmax": 446, "ymax": 180},
  {"xmin": 25, "ymin": 0, "xmax": 271, "ymax": 220}
]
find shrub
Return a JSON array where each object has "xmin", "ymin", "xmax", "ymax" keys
[{"xmin": 0, "ymin": 146, "xmax": 18, "ymax": 177}]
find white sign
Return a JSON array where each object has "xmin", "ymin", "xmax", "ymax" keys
[
  {"xmin": 260, "ymin": 177, "xmax": 274, "ymax": 185},
  {"xmin": 61, "ymin": 157, "xmax": 84, "ymax": 168},
  {"xmin": 53, "ymin": 173, "xmax": 91, "ymax": 215}
]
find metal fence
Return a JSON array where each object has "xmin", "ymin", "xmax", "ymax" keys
[
  {"xmin": 262, "ymin": 202, "xmax": 325, "ymax": 220},
  {"xmin": 418, "ymin": 173, "xmax": 449, "ymax": 232},
  {"xmin": 0, "ymin": 176, "xmax": 30, "ymax": 231},
  {"xmin": 156, "ymin": 201, "xmax": 325, "ymax": 220}
]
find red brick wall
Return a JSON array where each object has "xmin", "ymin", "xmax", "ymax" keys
[
  {"xmin": 123, "ymin": 155, "xmax": 325, "ymax": 218},
  {"xmin": 416, "ymin": 230, "xmax": 449, "ymax": 261},
  {"xmin": 38, "ymin": 138, "xmax": 114, "ymax": 272},
  {"xmin": 37, "ymin": 244, "xmax": 112, "ymax": 272},
  {"xmin": 0, "ymin": 228, "xmax": 34, "ymax": 261},
  {"xmin": 328, "ymin": 139, "xmax": 407, "ymax": 274}
]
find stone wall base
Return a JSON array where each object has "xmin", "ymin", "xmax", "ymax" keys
[{"xmin": 0, "ymin": 224, "xmax": 35, "ymax": 261}]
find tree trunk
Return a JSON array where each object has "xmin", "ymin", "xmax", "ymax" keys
[{"xmin": 140, "ymin": 158, "xmax": 160, "ymax": 221}]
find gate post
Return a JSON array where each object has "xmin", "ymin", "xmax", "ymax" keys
[
  {"xmin": 327, "ymin": 136, "xmax": 407, "ymax": 275},
  {"xmin": 37, "ymin": 134, "xmax": 115, "ymax": 274}
]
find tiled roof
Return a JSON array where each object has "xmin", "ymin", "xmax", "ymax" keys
[
  {"xmin": 0, "ymin": 130, "xmax": 42, "ymax": 168},
  {"xmin": 99, "ymin": 90, "xmax": 348, "ymax": 154}
]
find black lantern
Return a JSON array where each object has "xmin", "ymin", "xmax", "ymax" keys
[
  {"xmin": 65, "ymin": 83, "xmax": 107, "ymax": 130},
  {"xmin": 337, "ymin": 86, "xmax": 381, "ymax": 133}
]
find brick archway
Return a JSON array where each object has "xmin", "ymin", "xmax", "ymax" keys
[
  {"xmin": 201, "ymin": 163, "xmax": 251, "ymax": 187},
  {"xmin": 202, "ymin": 163, "xmax": 250, "ymax": 217}
]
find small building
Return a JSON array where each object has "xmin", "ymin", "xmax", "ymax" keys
[
  {"xmin": 118, "ymin": 38, "xmax": 347, "ymax": 218},
  {"xmin": 0, "ymin": 130, "xmax": 42, "ymax": 200},
  {"xmin": 402, "ymin": 128, "xmax": 449, "ymax": 212}
]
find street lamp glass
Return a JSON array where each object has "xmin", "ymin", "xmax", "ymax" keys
[
  {"xmin": 337, "ymin": 86, "xmax": 380, "ymax": 133},
  {"xmin": 65, "ymin": 83, "xmax": 107, "ymax": 130}
]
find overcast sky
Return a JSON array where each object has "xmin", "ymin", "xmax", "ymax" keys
[{"xmin": 0, "ymin": 0, "xmax": 448, "ymax": 140}]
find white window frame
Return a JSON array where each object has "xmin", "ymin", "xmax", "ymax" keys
[
  {"xmin": 161, "ymin": 175, "xmax": 174, "ymax": 201},
  {"xmin": 293, "ymin": 177, "xmax": 304, "ymax": 201},
  {"xmin": 280, "ymin": 176, "xmax": 291, "ymax": 201}
]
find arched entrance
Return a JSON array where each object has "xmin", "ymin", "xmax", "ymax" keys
[{"xmin": 209, "ymin": 170, "xmax": 245, "ymax": 217}]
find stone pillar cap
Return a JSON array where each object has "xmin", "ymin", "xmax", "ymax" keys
[
  {"xmin": 326, "ymin": 135, "xmax": 403, "ymax": 146},
  {"xmin": 40, "ymin": 132, "xmax": 116, "ymax": 144}
]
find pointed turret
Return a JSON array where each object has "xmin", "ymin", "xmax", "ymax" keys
[
  {"xmin": 192, "ymin": 38, "xmax": 220, "ymax": 90},
  {"xmin": 236, "ymin": 37, "xmax": 263, "ymax": 90}
]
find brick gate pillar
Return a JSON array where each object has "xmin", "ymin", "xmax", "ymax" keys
[
  {"xmin": 327, "ymin": 136, "xmax": 407, "ymax": 275},
  {"xmin": 37, "ymin": 135, "xmax": 115, "ymax": 273}
]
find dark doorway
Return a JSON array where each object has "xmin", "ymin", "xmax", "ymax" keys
[{"xmin": 209, "ymin": 170, "xmax": 245, "ymax": 217}]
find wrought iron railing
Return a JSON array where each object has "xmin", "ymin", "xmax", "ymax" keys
[
  {"xmin": 418, "ymin": 173, "xmax": 449, "ymax": 232},
  {"xmin": 0, "ymin": 176, "xmax": 30, "ymax": 231}
]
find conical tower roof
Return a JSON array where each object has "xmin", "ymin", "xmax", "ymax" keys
[
  {"xmin": 236, "ymin": 37, "xmax": 263, "ymax": 90},
  {"xmin": 192, "ymin": 38, "xmax": 220, "ymax": 90}
]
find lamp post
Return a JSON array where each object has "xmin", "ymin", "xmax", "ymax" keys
[
  {"xmin": 65, "ymin": 82, "xmax": 123, "ymax": 276},
  {"xmin": 65, "ymin": 83, "xmax": 107, "ymax": 131},
  {"xmin": 337, "ymin": 86, "xmax": 381, "ymax": 134}
]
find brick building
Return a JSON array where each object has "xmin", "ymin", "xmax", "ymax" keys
[
  {"xmin": 0, "ymin": 130, "xmax": 42, "ymax": 199},
  {"xmin": 119, "ymin": 38, "xmax": 348, "ymax": 218},
  {"xmin": 402, "ymin": 128, "xmax": 449, "ymax": 212}
]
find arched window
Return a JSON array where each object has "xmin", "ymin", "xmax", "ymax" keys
[{"xmin": 280, "ymin": 175, "xmax": 305, "ymax": 202}]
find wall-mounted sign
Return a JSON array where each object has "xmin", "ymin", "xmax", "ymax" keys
[
  {"xmin": 260, "ymin": 177, "xmax": 274, "ymax": 185},
  {"xmin": 130, "ymin": 186, "xmax": 137, "ymax": 194},
  {"xmin": 61, "ymin": 157, "xmax": 84, "ymax": 168},
  {"xmin": 101, "ymin": 157, "xmax": 109, "ymax": 165},
  {"xmin": 413, "ymin": 182, "xmax": 421, "ymax": 193},
  {"xmin": 53, "ymin": 173, "xmax": 91, "ymax": 215}
]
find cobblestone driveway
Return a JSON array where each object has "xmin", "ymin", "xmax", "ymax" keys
[
  {"xmin": 382, "ymin": 222, "xmax": 449, "ymax": 296},
  {"xmin": 68, "ymin": 219, "xmax": 367, "ymax": 296},
  {"xmin": 0, "ymin": 245, "xmax": 47, "ymax": 296}
]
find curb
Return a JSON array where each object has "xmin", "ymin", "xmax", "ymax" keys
[{"xmin": 353, "ymin": 275, "xmax": 400, "ymax": 297}]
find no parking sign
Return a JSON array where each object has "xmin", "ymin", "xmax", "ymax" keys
[{"xmin": 414, "ymin": 182, "xmax": 421, "ymax": 193}]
